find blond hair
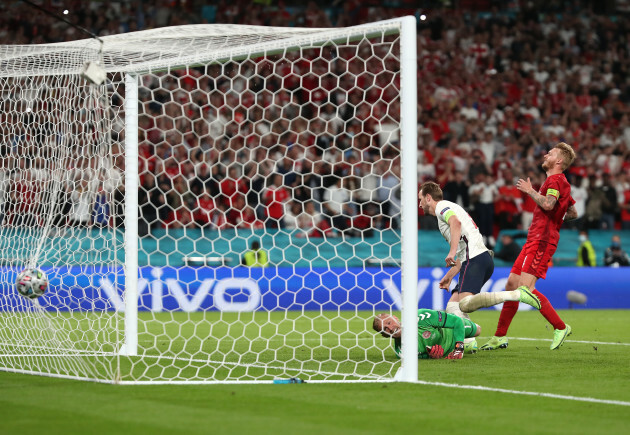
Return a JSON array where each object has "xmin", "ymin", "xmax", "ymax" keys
[{"xmin": 555, "ymin": 142, "xmax": 576, "ymax": 171}]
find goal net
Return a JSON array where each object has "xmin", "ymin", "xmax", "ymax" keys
[{"xmin": 0, "ymin": 17, "xmax": 418, "ymax": 384}]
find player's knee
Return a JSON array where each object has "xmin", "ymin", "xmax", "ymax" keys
[
  {"xmin": 475, "ymin": 323, "xmax": 481, "ymax": 337},
  {"xmin": 505, "ymin": 277, "xmax": 519, "ymax": 291},
  {"xmin": 459, "ymin": 295, "xmax": 473, "ymax": 313}
]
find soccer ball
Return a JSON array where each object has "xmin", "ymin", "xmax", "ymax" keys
[{"xmin": 16, "ymin": 268, "xmax": 48, "ymax": 299}]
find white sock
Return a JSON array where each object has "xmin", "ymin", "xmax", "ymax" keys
[
  {"xmin": 459, "ymin": 291, "xmax": 520, "ymax": 313},
  {"xmin": 445, "ymin": 301, "xmax": 460, "ymax": 315}
]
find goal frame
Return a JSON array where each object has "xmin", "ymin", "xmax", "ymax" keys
[{"xmin": 1, "ymin": 16, "xmax": 418, "ymax": 384}]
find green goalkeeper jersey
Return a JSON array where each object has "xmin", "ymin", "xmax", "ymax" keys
[{"xmin": 392, "ymin": 309, "xmax": 466, "ymax": 359}]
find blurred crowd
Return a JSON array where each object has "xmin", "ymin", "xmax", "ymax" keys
[
  {"xmin": 131, "ymin": 41, "xmax": 401, "ymax": 237},
  {"xmin": 412, "ymin": 2, "xmax": 630, "ymax": 246},
  {"xmin": 1, "ymin": 1, "xmax": 630, "ymax": 246}
]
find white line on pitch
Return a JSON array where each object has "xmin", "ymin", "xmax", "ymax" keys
[
  {"xmin": 5, "ymin": 336, "xmax": 627, "ymax": 348},
  {"xmin": 483, "ymin": 337, "xmax": 630, "ymax": 346},
  {"xmin": 413, "ymin": 379, "xmax": 630, "ymax": 407}
]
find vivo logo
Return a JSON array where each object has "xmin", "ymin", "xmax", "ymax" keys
[
  {"xmin": 86, "ymin": 267, "xmax": 536, "ymax": 313},
  {"xmin": 98, "ymin": 268, "xmax": 261, "ymax": 313}
]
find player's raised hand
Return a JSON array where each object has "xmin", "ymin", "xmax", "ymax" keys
[
  {"xmin": 446, "ymin": 342, "xmax": 464, "ymax": 359},
  {"xmin": 426, "ymin": 344, "xmax": 444, "ymax": 359},
  {"xmin": 516, "ymin": 177, "xmax": 533, "ymax": 194}
]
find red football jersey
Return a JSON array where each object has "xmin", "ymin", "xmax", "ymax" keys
[{"xmin": 527, "ymin": 173, "xmax": 575, "ymax": 246}]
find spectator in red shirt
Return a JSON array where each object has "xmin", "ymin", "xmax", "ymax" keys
[
  {"xmin": 192, "ymin": 186, "xmax": 216, "ymax": 228},
  {"xmin": 163, "ymin": 176, "xmax": 194, "ymax": 229},
  {"xmin": 227, "ymin": 194, "xmax": 263, "ymax": 229},
  {"xmin": 293, "ymin": 200, "xmax": 334, "ymax": 238},
  {"xmin": 219, "ymin": 165, "xmax": 248, "ymax": 208},
  {"xmin": 495, "ymin": 168, "xmax": 522, "ymax": 230},
  {"xmin": 348, "ymin": 202, "xmax": 376, "ymax": 238},
  {"xmin": 263, "ymin": 173, "xmax": 290, "ymax": 229}
]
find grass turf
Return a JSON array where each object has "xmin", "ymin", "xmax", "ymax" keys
[{"xmin": 1, "ymin": 309, "xmax": 629, "ymax": 434}]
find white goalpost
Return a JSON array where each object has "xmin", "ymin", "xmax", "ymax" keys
[{"xmin": 0, "ymin": 17, "xmax": 418, "ymax": 384}]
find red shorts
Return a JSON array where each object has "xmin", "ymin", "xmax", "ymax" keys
[{"xmin": 511, "ymin": 239, "xmax": 557, "ymax": 279}]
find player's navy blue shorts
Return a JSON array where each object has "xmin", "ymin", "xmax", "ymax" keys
[{"xmin": 452, "ymin": 250, "xmax": 494, "ymax": 295}]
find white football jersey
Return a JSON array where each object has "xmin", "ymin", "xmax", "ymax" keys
[{"xmin": 434, "ymin": 200, "xmax": 488, "ymax": 261}]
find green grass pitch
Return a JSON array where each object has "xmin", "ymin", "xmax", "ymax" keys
[{"xmin": 1, "ymin": 309, "xmax": 629, "ymax": 434}]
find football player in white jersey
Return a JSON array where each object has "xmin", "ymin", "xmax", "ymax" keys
[{"xmin": 418, "ymin": 182, "xmax": 541, "ymax": 351}]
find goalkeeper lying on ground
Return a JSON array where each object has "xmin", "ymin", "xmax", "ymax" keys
[{"xmin": 373, "ymin": 309, "xmax": 481, "ymax": 359}]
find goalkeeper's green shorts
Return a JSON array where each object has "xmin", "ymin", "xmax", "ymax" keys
[{"xmin": 463, "ymin": 318, "xmax": 478, "ymax": 338}]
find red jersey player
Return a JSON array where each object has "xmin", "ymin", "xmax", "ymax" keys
[{"xmin": 481, "ymin": 142, "xmax": 579, "ymax": 351}]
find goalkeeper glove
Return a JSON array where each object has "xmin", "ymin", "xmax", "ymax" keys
[
  {"xmin": 446, "ymin": 342, "xmax": 464, "ymax": 359},
  {"xmin": 426, "ymin": 344, "xmax": 444, "ymax": 359}
]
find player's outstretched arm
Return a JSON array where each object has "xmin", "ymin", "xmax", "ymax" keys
[
  {"xmin": 439, "ymin": 310, "xmax": 466, "ymax": 359},
  {"xmin": 416, "ymin": 309, "xmax": 466, "ymax": 360},
  {"xmin": 439, "ymin": 311, "xmax": 465, "ymax": 342},
  {"xmin": 439, "ymin": 259, "xmax": 461, "ymax": 290}
]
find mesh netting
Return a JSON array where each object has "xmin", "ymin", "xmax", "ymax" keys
[{"xmin": 0, "ymin": 19, "xmax": 412, "ymax": 383}]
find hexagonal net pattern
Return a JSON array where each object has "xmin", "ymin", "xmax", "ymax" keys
[
  {"xmin": 0, "ymin": 71, "xmax": 123, "ymax": 381},
  {"xmin": 0, "ymin": 20, "xmax": 415, "ymax": 383}
]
